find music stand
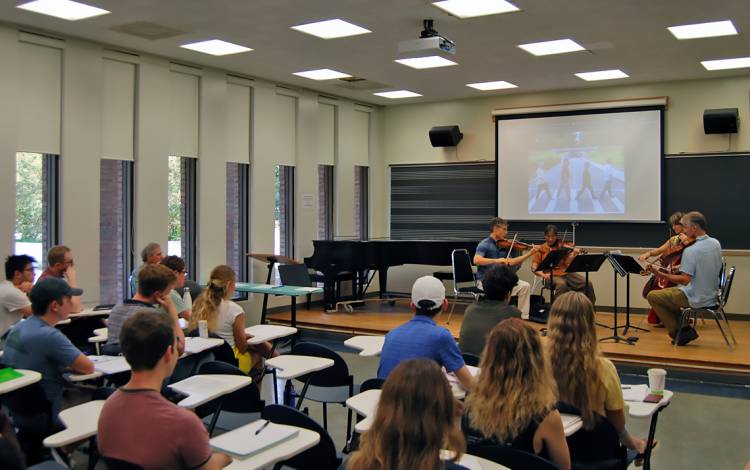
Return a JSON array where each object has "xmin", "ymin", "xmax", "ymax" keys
[
  {"xmin": 599, "ymin": 253, "xmax": 635, "ymax": 345},
  {"xmin": 610, "ymin": 254, "xmax": 650, "ymax": 335},
  {"xmin": 566, "ymin": 253, "xmax": 608, "ymax": 328},
  {"xmin": 534, "ymin": 248, "xmax": 571, "ymax": 303}
]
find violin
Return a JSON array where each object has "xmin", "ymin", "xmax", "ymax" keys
[
  {"xmin": 496, "ymin": 238, "xmax": 533, "ymax": 251},
  {"xmin": 658, "ymin": 236, "xmax": 696, "ymax": 262}
]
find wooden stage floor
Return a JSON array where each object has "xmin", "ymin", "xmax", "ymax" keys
[{"xmin": 268, "ymin": 300, "xmax": 750, "ymax": 375}]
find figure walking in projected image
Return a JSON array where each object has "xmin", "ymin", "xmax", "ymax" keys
[
  {"xmin": 575, "ymin": 161, "xmax": 595, "ymax": 200},
  {"xmin": 599, "ymin": 160, "xmax": 615, "ymax": 199},
  {"xmin": 554, "ymin": 158, "xmax": 571, "ymax": 200},
  {"xmin": 533, "ymin": 162, "xmax": 552, "ymax": 200}
]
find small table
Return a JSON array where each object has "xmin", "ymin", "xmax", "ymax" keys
[
  {"xmin": 212, "ymin": 421, "xmax": 320, "ymax": 470},
  {"xmin": 0, "ymin": 369, "xmax": 42, "ymax": 394},
  {"xmin": 245, "ymin": 325, "xmax": 297, "ymax": 345},
  {"xmin": 183, "ymin": 337, "xmax": 225, "ymax": 355},
  {"xmin": 234, "ymin": 283, "xmax": 323, "ymax": 327},
  {"xmin": 88, "ymin": 328, "xmax": 108, "ymax": 355},
  {"xmin": 264, "ymin": 355, "xmax": 334, "ymax": 409},
  {"xmin": 455, "ymin": 453, "xmax": 510, "ymax": 470},
  {"xmin": 168, "ymin": 374, "xmax": 253, "ymax": 409},
  {"xmin": 625, "ymin": 388, "xmax": 673, "ymax": 470},
  {"xmin": 447, "ymin": 365, "xmax": 480, "ymax": 400},
  {"xmin": 43, "ymin": 400, "xmax": 105, "ymax": 448},
  {"xmin": 561, "ymin": 413, "xmax": 583, "ymax": 437},
  {"xmin": 69, "ymin": 308, "xmax": 112, "ymax": 319},
  {"xmin": 346, "ymin": 389, "xmax": 380, "ymax": 433},
  {"xmin": 344, "ymin": 335, "xmax": 385, "ymax": 357},
  {"xmin": 68, "ymin": 355, "xmax": 132, "ymax": 382}
]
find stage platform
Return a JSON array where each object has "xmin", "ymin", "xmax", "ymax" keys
[{"xmin": 267, "ymin": 300, "xmax": 750, "ymax": 376}]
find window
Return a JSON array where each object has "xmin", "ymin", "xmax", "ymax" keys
[
  {"xmin": 354, "ymin": 165, "xmax": 369, "ymax": 240},
  {"xmin": 168, "ymin": 155, "xmax": 198, "ymax": 276},
  {"xmin": 317, "ymin": 165, "xmax": 334, "ymax": 240},
  {"xmin": 227, "ymin": 162, "xmax": 250, "ymax": 281},
  {"xmin": 15, "ymin": 152, "xmax": 59, "ymax": 278},
  {"xmin": 99, "ymin": 160, "xmax": 134, "ymax": 304},
  {"xmin": 274, "ymin": 165, "xmax": 295, "ymax": 257}
]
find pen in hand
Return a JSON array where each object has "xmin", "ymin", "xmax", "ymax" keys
[{"xmin": 255, "ymin": 420, "xmax": 270, "ymax": 435}]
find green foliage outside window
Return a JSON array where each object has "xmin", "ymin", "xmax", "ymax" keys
[{"xmin": 15, "ymin": 152, "xmax": 43, "ymax": 243}]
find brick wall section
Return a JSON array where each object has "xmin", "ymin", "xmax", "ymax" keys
[
  {"xmin": 226, "ymin": 163, "xmax": 241, "ymax": 275},
  {"xmin": 99, "ymin": 160, "xmax": 125, "ymax": 304}
]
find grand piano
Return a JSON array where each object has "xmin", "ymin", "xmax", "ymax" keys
[{"xmin": 304, "ymin": 239, "xmax": 478, "ymax": 309}]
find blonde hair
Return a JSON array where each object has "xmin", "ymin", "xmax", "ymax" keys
[
  {"xmin": 347, "ymin": 359, "xmax": 465, "ymax": 470},
  {"xmin": 546, "ymin": 291, "xmax": 604, "ymax": 429},
  {"xmin": 466, "ymin": 318, "xmax": 556, "ymax": 442},
  {"xmin": 188, "ymin": 265, "xmax": 235, "ymax": 332}
]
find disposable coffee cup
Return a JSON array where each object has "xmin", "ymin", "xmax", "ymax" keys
[
  {"xmin": 198, "ymin": 320, "xmax": 209, "ymax": 339},
  {"xmin": 647, "ymin": 368, "xmax": 666, "ymax": 394}
]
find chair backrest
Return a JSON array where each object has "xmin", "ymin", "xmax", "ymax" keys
[
  {"xmin": 469, "ymin": 444, "xmax": 558, "ymax": 470},
  {"xmin": 462, "ymin": 352, "xmax": 481, "ymax": 367},
  {"xmin": 720, "ymin": 266, "xmax": 736, "ymax": 308},
  {"xmin": 279, "ymin": 264, "xmax": 313, "ymax": 287},
  {"xmin": 556, "ymin": 402, "xmax": 626, "ymax": 469},
  {"xmin": 359, "ymin": 377, "xmax": 385, "ymax": 393},
  {"xmin": 290, "ymin": 342, "xmax": 352, "ymax": 388},
  {"xmin": 102, "ymin": 456, "xmax": 144, "ymax": 470},
  {"xmin": 196, "ymin": 361, "xmax": 264, "ymax": 414},
  {"xmin": 452, "ymin": 249, "xmax": 476, "ymax": 285},
  {"xmin": 261, "ymin": 404, "xmax": 340, "ymax": 470},
  {"xmin": 2, "ymin": 381, "xmax": 53, "ymax": 428}
]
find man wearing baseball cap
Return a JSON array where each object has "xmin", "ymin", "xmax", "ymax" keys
[
  {"xmin": 3, "ymin": 278, "xmax": 95, "ymax": 416},
  {"xmin": 377, "ymin": 276, "xmax": 475, "ymax": 392}
]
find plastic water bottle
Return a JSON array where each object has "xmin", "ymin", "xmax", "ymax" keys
[{"xmin": 183, "ymin": 286, "xmax": 192, "ymax": 311}]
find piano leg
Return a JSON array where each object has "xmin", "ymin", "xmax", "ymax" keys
[{"xmin": 378, "ymin": 268, "xmax": 388, "ymax": 299}]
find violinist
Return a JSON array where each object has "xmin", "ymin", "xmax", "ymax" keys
[
  {"xmin": 646, "ymin": 212, "xmax": 722, "ymax": 346},
  {"xmin": 531, "ymin": 224, "xmax": 596, "ymax": 304},
  {"xmin": 474, "ymin": 217, "xmax": 539, "ymax": 319},
  {"xmin": 638, "ymin": 211, "xmax": 689, "ymax": 326}
]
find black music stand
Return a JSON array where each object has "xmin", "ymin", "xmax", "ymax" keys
[
  {"xmin": 599, "ymin": 253, "xmax": 635, "ymax": 345},
  {"xmin": 566, "ymin": 253, "xmax": 608, "ymax": 328},
  {"xmin": 610, "ymin": 254, "xmax": 650, "ymax": 335},
  {"xmin": 535, "ymin": 248, "xmax": 571, "ymax": 303}
]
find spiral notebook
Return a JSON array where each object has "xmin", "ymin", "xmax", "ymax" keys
[{"xmin": 211, "ymin": 420, "xmax": 299, "ymax": 457}]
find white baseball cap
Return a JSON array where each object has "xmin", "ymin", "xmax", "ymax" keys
[{"xmin": 411, "ymin": 276, "xmax": 446, "ymax": 310}]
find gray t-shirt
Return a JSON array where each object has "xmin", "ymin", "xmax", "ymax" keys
[
  {"xmin": 459, "ymin": 299, "xmax": 521, "ymax": 356},
  {"xmin": 679, "ymin": 234, "xmax": 722, "ymax": 308},
  {"xmin": 106, "ymin": 300, "xmax": 157, "ymax": 345},
  {"xmin": 0, "ymin": 281, "xmax": 30, "ymax": 340}
]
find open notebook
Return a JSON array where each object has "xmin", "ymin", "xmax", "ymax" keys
[{"xmin": 211, "ymin": 420, "xmax": 299, "ymax": 458}]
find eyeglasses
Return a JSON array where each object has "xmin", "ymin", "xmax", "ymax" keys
[{"xmin": 23, "ymin": 267, "xmax": 34, "ymax": 272}]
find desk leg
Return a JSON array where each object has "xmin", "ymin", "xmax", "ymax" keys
[
  {"xmin": 87, "ymin": 436, "xmax": 99, "ymax": 470},
  {"xmin": 643, "ymin": 408, "xmax": 663, "ymax": 470},
  {"xmin": 291, "ymin": 297, "xmax": 297, "ymax": 328},
  {"xmin": 296, "ymin": 377, "xmax": 311, "ymax": 410}
]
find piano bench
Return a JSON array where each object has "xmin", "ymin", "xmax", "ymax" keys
[{"xmin": 433, "ymin": 271, "xmax": 454, "ymax": 282}]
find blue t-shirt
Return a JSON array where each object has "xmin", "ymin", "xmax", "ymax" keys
[
  {"xmin": 3, "ymin": 315, "xmax": 82, "ymax": 411},
  {"xmin": 475, "ymin": 236, "xmax": 509, "ymax": 278},
  {"xmin": 378, "ymin": 315, "xmax": 465, "ymax": 378},
  {"xmin": 679, "ymin": 235, "xmax": 722, "ymax": 308}
]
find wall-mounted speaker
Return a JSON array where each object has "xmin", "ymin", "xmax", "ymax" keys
[
  {"xmin": 703, "ymin": 108, "xmax": 738, "ymax": 134},
  {"xmin": 429, "ymin": 125, "xmax": 463, "ymax": 147}
]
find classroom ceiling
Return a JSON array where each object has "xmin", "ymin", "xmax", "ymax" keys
[{"xmin": 1, "ymin": 0, "xmax": 749, "ymax": 106}]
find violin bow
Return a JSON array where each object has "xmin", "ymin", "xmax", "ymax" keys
[{"xmin": 508, "ymin": 233, "xmax": 518, "ymax": 253}]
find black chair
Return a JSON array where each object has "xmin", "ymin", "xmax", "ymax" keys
[
  {"xmin": 359, "ymin": 377, "xmax": 385, "ymax": 393},
  {"xmin": 557, "ymin": 402, "xmax": 627, "ymax": 470},
  {"xmin": 2, "ymin": 382, "xmax": 59, "ymax": 465},
  {"xmin": 676, "ymin": 265, "xmax": 737, "ymax": 349},
  {"xmin": 195, "ymin": 361, "xmax": 265, "ymax": 435},
  {"xmin": 447, "ymin": 249, "xmax": 483, "ymax": 323},
  {"xmin": 469, "ymin": 444, "xmax": 558, "ymax": 470},
  {"xmin": 462, "ymin": 352, "xmax": 481, "ymax": 367},
  {"xmin": 261, "ymin": 404, "xmax": 341, "ymax": 470},
  {"xmin": 101, "ymin": 456, "xmax": 144, "ymax": 470},
  {"xmin": 287, "ymin": 342, "xmax": 354, "ymax": 442}
]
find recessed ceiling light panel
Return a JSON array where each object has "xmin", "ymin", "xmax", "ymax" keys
[
  {"xmin": 373, "ymin": 90, "xmax": 422, "ymax": 99},
  {"xmin": 518, "ymin": 38, "xmax": 585, "ymax": 56},
  {"xmin": 575, "ymin": 69, "xmax": 629, "ymax": 81},
  {"xmin": 394, "ymin": 56, "xmax": 458, "ymax": 69},
  {"xmin": 668, "ymin": 20, "xmax": 737, "ymax": 40},
  {"xmin": 293, "ymin": 69, "xmax": 352, "ymax": 80},
  {"xmin": 432, "ymin": 0, "xmax": 519, "ymax": 19},
  {"xmin": 17, "ymin": 0, "xmax": 110, "ymax": 21},
  {"xmin": 701, "ymin": 57, "xmax": 750, "ymax": 71},
  {"xmin": 291, "ymin": 19, "xmax": 371, "ymax": 39},
  {"xmin": 466, "ymin": 80, "xmax": 517, "ymax": 90},
  {"xmin": 180, "ymin": 39, "xmax": 252, "ymax": 56}
]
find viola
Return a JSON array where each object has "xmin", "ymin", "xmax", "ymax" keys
[
  {"xmin": 658, "ymin": 236, "xmax": 696, "ymax": 263},
  {"xmin": 496, "ymin": 238, "xmax": 533, "ymax": 251}
]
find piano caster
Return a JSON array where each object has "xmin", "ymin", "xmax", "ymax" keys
[{"xmin": 388, "ymin": 300, "xmax": 396, "ymax": 307}]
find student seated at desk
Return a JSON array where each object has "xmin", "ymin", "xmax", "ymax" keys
[
  {"xmin": 35, "ymin": 245, "xmax": 84, "ymax": 313},
  {"xmin": 98, "ymin": 311, "xmax": 232, "ymax": 469},
  {"xmin": 0, "ymin": 255, "xmax": 35, "ymax": 346},
  {"xmin": 187, "ymin": 265, "xmax": 275, "ymax": 376},
  {"xmin": 160, "ymin": 255, "xmax": 192, "ymax": 320},
  {"xmin": 464, "ymin": 318, "xmax": 570, "ymax": 470},
  {"xmin": 378, "ymin": 276, "xmax": 475, "ymax": 393},
  {"xmin": 547, "ymin": 292, "xmax": 649, "ymax": 458},
  {"xmin": 346, "ymin": 358, "xmax": 468, "ymax": 470},
  {"xmin": 106, "ymin": 264, "xmax": 185, "ymax": 356},
  {"xmin": 3, "ymin": 279, "xmax": 95, "ymax": 417}
]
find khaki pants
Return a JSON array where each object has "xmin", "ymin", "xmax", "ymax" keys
[
  {"xmin": 646, "ymin": 287, "xmax": 690, "ymax": 336},
  {"xmin": 548, "ymin": 272, "xmax": 596, "ymax": 305}
]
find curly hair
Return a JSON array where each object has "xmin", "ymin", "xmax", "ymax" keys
[
  {"xmin": 347, "ymin": 359, "xmax": 465, "ymax": 470},
  {"xmin": 466, "ymin": 318, "xmax": 556, "ymax": 442},
  {"xmin": 187, "ymin": 265, "xmax": 235, "ymax": 332},
  {"xmin": 546, "ymin": 291, "xmax": 605, "ymax": 429}
]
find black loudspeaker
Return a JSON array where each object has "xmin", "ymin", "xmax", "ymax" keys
[
  {"xmin": 429, "ymin": 125, "xmax": 463, "ymax": 147},
  {"xmin": 703, "ymin": 108, "xmax": 738, "ymax": 134}
]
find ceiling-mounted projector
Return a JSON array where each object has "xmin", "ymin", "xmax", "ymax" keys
[{"xmin": 397, "ymin": 19, "xmax": 455, "ymax": 57}]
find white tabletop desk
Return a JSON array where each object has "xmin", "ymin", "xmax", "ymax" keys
[
  {"xmin": 344, "ymin": 335, "xmax": 385, "ymax": 357},
  {"xmin": 346, "ymin": 388, "xmax": 380, "ymax": 432},
  {"xmin": 88, "ymin": 327, "xmax": 108, "ymax": 354},
  {"xmin": 265, "ymin": 355, "xmax": 334, "ymax": 409},
  {"xmin": 448, "ymin": 365, "xmax": 480, "ymax": 400},
  {"xmin": 624, "ymin": 386, "xmax": 673, "ymax": 470},
  {"xmin": 68, "ymin": 355, "xmax": 131, "ymax": 382},
  {"xmin": 0, "ymin": 369, "xmax": 42, "ymax": 394},
  {"xmin": 245, "ymin": 325, "xmax": 297, "ymax": 345},
  {"xmin": 70, "ymin": 308, "xmax": 111, "ymax": 319},
  {"xmin": 455, "ymin": 453, "xmax": 510, "ymax": 470},
  {"xmin": 213, "ymin": 421, "xmax": 320, "ymax": 470},
  {"xmin": 183, "ymin": 337, "xmax": 225, "ymax": 355},
  {"xmin": 168, "ymin": 374, "xmax": 253, "ymax": 409},
  {"xmin": 43, "ymin": 400, "xmax": 105, "ymax": 448},
  {"xmin": 560, "ymin": 414, "xmax": 583, "ymax": 436}
]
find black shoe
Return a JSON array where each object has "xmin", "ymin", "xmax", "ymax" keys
[{"xmin": 672, "ymin": 327, "xmax": 699, "ymax": 346}]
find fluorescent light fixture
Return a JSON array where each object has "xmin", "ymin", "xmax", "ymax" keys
[
  {"xmin": 180, "ymin": 39, "xmax": 252, "ymax": 56},
  {"xmin": 16, "ymin": 0, "xmax": 110, "ymax": 21},
  {"xmin": 575, "ymin": 69, "xmax": 629, "ymax": 81},
  {"xmin": 432, "ymin": 0, "xmax": 519, "ymax": 19},
  {"xmin": 518, "ymin": 38, "xmax": 585, "ymax": 56},
  {"xmin": 291, "ymin": 19, "xmax": 371, "ymax": 39},
  {"xmin": 668, "ymin": 20, "xmax": 737, "ymax": 40},
  {"xmin": 395, "ymin": 56, "xmax": 457, "ymax": 69},
  {"xmin": 466, "ymin": 80, "xmax": 517, "ymax": 90},
  {"xmin": 373, "ymin": 90, "xmax": 422, "ymax": 99},
  {"xmin": 701, "ymin": 57, "xmax": 750, "ymax": 71},
  {"xmin": 293, "ymin": 69, "xmax": 351, "ymax": 80}
]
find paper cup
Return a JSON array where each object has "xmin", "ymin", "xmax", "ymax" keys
[
  {"xmin": 647, "ymin": 368, "xmax": 666, "ymax": 394},
  {"xmin": 198, "ymin": 320, "xmax": 209, "ymax": 339}
]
